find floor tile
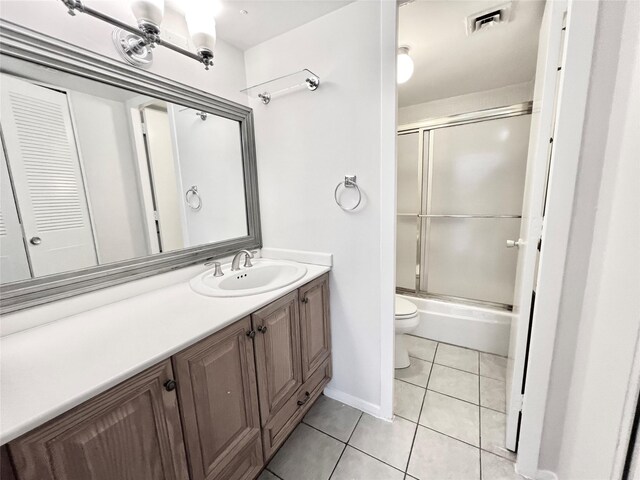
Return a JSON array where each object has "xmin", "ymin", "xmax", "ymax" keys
[
  {"xmin": 428, "ymin": 364, "xmax": 479, "ymax": 404},
  {"xmin": 481, "ymin": 450, "xmax": 525, "ymax": 479},
  {"xmin": 480, "ymin": 376, "xmax": 506, "ymax": 412},
  {"xmin": 258, "ymin": 470, "xmax": 280, "ymax": 480},
  {"xmin": 304, "ymin": 395, "xmax": 362, "ymax": 442},
  {"xmin": 404, "ymin": 335, "xmax": 437, "ymax": 362},
  {"xmin": 394, "ymin": 379, "xmax": 425, "ymax": 422},
  {"xmin": 480, "ymin": 353, "xmax": 507, "ymax": 381},
  {"xmin": 331, "ymin": 446, "xmax": 405, "ymax": 480},
  {"xmin": 268, "ymin": 423, "xmax": 344, "ymax": 480},
  {"xmin": 419, "ymin": 390, "xmax": 480, "ymax": 446},
  {"xmin": 480, "ymin": 408, "xmax": 516, "ymax": 461},
  {"xmin": 407, "ymin": 426, "xmax": 480, "ymax": 480},
  {"xmin": 434, "ymin": 343, "xmax": 479, "ymax": 374},
  {"xmin": 395, "ymin": 358, "xmax": 432, "ymax": 388},
  {"xmin": 349, "ymin": 414, "xmax": 416, "ymax": 471}
]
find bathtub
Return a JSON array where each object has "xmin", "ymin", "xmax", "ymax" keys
[{"xmin": 397, "ymin": 294, "xmax": 512, "ymax": 356}]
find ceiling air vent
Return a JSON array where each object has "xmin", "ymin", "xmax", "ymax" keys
[{"xmin": 466, "ymin": 2, "xmax": 512, "ymax": 36}]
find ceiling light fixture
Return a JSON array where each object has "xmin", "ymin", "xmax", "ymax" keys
[
  {"xmin": 185, "ymin": 0, "xmax": 220, "ymax": 61},
  {"xmin": 397, "ymin": 46, "xmax": 414, "ymax": 84},
  {"xmin": 60, "ymin": 0, "xmax": 217, "ymax": 70}
]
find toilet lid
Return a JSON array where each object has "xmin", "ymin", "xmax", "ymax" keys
[{"xmin": 395, "ymin": 296, "xmax": 418, "ymax": 318}]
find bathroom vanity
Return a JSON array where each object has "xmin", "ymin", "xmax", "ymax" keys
[
  {"xmin": 2, "ymin": 272, "xmax": 331, "ymax": 480},
  {"xmin": 0, "ymin": 20, "xmax": 333, "ymax": 480}
]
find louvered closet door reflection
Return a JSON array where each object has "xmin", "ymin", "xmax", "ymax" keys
[{"xmin": 0, "ymin": 75, "xmax": 97, "ymax": 277}]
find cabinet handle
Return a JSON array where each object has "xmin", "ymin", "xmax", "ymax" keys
[
  {"xmin": 164, "ymin": 379, "xmax": 177, "ymax": 391},
  {"xmin": 257, "ymin": 325, "xmax": 268, "ymax": 333},
  {"xmin": 297, "ymin": 391, "xmax": 311, "ymax": 406},
  {"xmin": 301, "ymin": 297, "xmax": 308, "ymax": 304},
  {"xmin": 246, "ymin": 330, "xmax": 256, "ymax": 339}
]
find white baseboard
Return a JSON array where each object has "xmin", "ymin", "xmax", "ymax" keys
[
  {"xmin": 532, "ymin": 470, "xmax": 558, "ymax": 480},
  {"xmin": 261, "ymin": 247, "xmax": 333, "ymax": 267},
  {"xmin": 323, "ymin": 386, "xmax": 391, "ymax": 421}
]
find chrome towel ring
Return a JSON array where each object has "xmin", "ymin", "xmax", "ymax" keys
[
  {"xmin": 185, "ymin": 185, "xmax": 202, "ymax": 211},
  {"xmin": 334, "ymin": 175, "xmax": 362, "ymax": 211}
]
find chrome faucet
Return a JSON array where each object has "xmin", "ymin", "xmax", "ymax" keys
[{"xmin": 231, "ymin": 250, "xmax": 254, "ymax": 271}]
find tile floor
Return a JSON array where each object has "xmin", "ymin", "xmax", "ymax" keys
[{"xmin": 259, "ymin": 336, "xmax": 525, "ymax": 480}]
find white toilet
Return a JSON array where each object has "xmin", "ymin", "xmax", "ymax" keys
[{"xmin": 395, "ymin": 295, "xmax": 419, "ymax": 369}]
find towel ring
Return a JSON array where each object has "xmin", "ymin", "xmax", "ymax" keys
[
  {"xmin": 185, "ymin": 185, "xmax": 202, "ymax": 211},
  {"xmin": 334, "ymin": 175, "xmax": 362, "ymax": 211}
]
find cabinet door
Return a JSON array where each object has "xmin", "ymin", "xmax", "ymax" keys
[
  {"xmin": 9, "ymin": 361, "xmax": 188, "ymax": 480},
  {"xmin": 299, "ymin": 274, "xmax": 331, "ymax": 380},
  {"xmin": 172, "ymin": 317, "xmax": 262, "ymax": 480},
  {"xmin": 1, "ymin": 445, "xmax": 17, "ymax": 480},
  {"xmin": 252, "ymin": 290, "xmax": 303, "ymax": 425}
]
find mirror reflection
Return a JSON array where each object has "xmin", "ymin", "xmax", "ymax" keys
[{"xmin": 0, "ymin": 62, "xmax": 248, "ymax": 284}]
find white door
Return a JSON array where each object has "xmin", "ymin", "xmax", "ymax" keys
[
  {"xmin": 0, "ymin": 147, "xmax": 31, "ymax": 283},
  {"xmin": 141, "ymin": 106, "xmax": 185, "ymax": 252},
  {"xmin": 0, "ymin": 74, "xmax": 97, "ymax": 277},
  {"xmin": 505, "ymin": 1, "xmax": 567, "ymax": 450}
]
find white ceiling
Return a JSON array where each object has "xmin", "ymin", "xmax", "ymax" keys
[
  {"xmin": 167, "ymin": 0, "xmax": 353, "ymax": 51},
  {"xmin": 398, "ymin": 0, "xmax": 545, "ymax": 107}
]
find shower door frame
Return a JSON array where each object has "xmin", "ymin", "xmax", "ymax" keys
[{"xmin": 397, "ymin": 101, "xmax": 533, "ymax": 310}]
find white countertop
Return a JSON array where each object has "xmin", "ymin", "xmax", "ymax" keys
[{"xmin": 0, "ymin": 262, "xmax": 330, "ymax": 445}]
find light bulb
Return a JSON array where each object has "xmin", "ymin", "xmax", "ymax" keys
[
  {"xmin": 397, "ymin": 46, "xmax": 414, "ymax": 84},
  {"xmin": 185, "ymin": 0, "xmax": 222, "ymax": 56},
  {"xmin": 129, "ymin": 0, "xmax": 164, "ymax": 33}
]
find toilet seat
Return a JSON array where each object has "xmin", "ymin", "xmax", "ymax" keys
[{"xmin": 395, "ymin": 296, "xmax": 418, "ymax": 319}]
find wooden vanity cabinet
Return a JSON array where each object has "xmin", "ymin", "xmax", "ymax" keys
[
  {"xmin": 5, "ymin": 273, "xmax": 332, "ymax": 480},
  {"xmin": 256, "ymin": 274, "xmax": 332, "ymax": 459},
  {"xmin": 172, "ymin": 317, "xmax": 262, "ymax": 480},
  {"xmin": 8, "ymin": 360, "xmax": 189, "ymax": 480}
]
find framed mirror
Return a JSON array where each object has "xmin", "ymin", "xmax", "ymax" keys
[{"xmin": 0, "ymin": 21, "xmax": 261, "ymax": 314}]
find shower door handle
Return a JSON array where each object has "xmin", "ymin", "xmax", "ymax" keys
[{"xmin": 506, "ymin": 239, "xmax": 523, "ymax": 248}]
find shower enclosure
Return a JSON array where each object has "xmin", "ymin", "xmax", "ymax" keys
[{"xmin": 397, "ymin": 103, "xmax": 532, "ymax": 309}]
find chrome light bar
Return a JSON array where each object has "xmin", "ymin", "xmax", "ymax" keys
[{"xmin": 60, "ymin": 0, "xmax": 214, "ymax": 70}]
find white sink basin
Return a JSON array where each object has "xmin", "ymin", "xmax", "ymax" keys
[{"xmin": 190, "ymin": 259, "xmax": 308, "ymax": 297}]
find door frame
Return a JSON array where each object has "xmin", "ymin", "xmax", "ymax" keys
[{"xmin": 515, "ymin": 0, "xmax": 599, "ymax": 477}]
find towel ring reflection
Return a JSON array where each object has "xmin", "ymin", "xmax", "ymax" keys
[
  {"xmin": 185, "ymin": 185, "xmax": 202, "ymax": 211},
  {"xmin": 334, "ymin": 175, "xmax": 362, "ymax": 211}
]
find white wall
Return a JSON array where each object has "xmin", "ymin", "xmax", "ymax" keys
[
  {"xmin": 398, "ymin": 81, "xmax": 534, "ymax": 125},
  {"xmin": 69, "ymin": 91, "xmax": 149, "ymax": 264},
  {"xmin": 537, "ymin": 0, "xmax": 640, "ymax": 476},
  {"xmin": 244, "ymin": 1, "xmax": 397, "ymax": 416},
  {"xmin": 169, "ymin": 105, "xmax": 248, "ymax": 246},
  {"xmin": 0, "ymin": 0, "xmax": 248, "ymax": 105}
]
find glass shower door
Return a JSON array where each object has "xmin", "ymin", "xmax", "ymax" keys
[{"xmin": 422, "ymin": 115, "xmax": 531, "ymax": 306}]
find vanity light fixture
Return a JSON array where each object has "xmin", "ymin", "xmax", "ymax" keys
[
  {"xmin": 397, "ymin": 46, "xmax": 414, "ymax": 84},
  {"xmin": 60, "ymin": 0, "xmax": 218, "ymax": 70}
]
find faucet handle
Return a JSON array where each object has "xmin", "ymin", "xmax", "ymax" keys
[
  {"xmin": 244, "ymin": 252, "xmax": 254, "ymax": 268},
  {"xmin": 211, "ymin": 262, "xmax": 224, "ymax": 277}
]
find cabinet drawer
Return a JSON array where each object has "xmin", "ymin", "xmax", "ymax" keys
[{"xmin": 262, "ymin": 358, "xmax": 332, "ymax": 459}]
